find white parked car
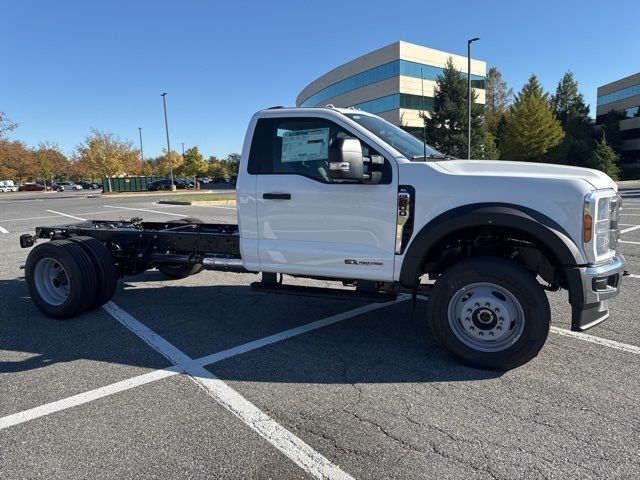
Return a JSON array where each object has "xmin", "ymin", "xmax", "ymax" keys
[{"xmin": 0, "ymin": 180, "xmax": 19, "ymax": 192}]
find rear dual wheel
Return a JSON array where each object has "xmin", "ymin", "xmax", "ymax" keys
[{"xmin": 25, "ymin": 237, "xmax": 118, "ymax": 319}]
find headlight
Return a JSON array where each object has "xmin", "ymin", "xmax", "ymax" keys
[{"xmin": 583, "ymin": 190, "xmax": 621, "ymax": 264}]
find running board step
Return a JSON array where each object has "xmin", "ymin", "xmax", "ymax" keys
[{"xmin": 250, "ymin": 282, "xmax": 397, "ymax": 303}]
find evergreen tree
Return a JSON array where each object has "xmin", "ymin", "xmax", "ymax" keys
[
  {"xmin": 424, "ymin": 57, "xmax": 485, "ymax": 158},
  {"xmin": 599, "ymin": 109, "xmax": 626, "ymax": 154},
  {"xmin": 548, "ymin": 71, "xmax": 594, "ymax": 166},
  {"xmin": 484, "ymin": 67, "xmax": 513, "ymax": 137},
  {"xmin": 481, "ymin": 131, "xmax": 500, "ymax": 160},
  {"xmin": 588, "ymin": 137, "xmax": 620, "ymax": 180},
  {"xmin": 500, "ymin": 75, "xmax": 564, "ymax": 162}
]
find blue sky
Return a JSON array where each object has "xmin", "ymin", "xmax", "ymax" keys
[{"xmin": 2, "ymin": 0, "xmax": 638, "ymax": 159}]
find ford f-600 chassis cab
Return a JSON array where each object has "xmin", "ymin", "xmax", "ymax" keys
[{"xmin": 19, "ymin": 107, "xmax": 628, "ymax": 370}]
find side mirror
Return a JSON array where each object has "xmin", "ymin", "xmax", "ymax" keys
[{"xmin": 328, "ymin": 138, "xmax": 364, "ymax": 181}]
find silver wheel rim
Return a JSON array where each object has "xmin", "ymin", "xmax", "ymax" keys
[
  {"xmin": 33, "ymin": 257, "xmax": 70, "ymax": 306},
  {"xmin": 447, "ymin": 282, "xmax": 525, "ymax": 352}
]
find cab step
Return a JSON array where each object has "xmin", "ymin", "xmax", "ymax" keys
[{"xmin": 250, "ymin": 281, "xmax": 397, "ymax": 303}]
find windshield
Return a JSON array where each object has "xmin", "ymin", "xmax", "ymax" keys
[{"xmin": 344, "ymin": 113, "xmax": 445, "ymax": 160}]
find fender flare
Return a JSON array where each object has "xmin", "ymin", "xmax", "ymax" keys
[{"xmin": 398, "ymin": 203, "xmax": 585, "ymax": 288}]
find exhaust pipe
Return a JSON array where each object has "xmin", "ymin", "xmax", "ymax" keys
[{"xmin": 202, "ymin": 255, "xmax": 248, "ymax": 273}]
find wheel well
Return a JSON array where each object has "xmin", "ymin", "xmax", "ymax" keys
[{"xmin": 421, "ymin": 225, "xmax": 566, "ymax": 289}]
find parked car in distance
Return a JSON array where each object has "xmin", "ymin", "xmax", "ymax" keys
[
  {"xmin": 54, "ymin": 182, "xmax": 83, "ymax": 192},
  {"xmin": 78, "ymin": 182, "xmax": 100, "ymax": 190},
  {"xmin": 0, "ymin": 180, "xmax": 19, "ymax": 192},
  {"xmin": 148, "ymin": 179, "xmax": 173, "ymax": 191},
  {"xmin": 17, "ymin": 183, "xmax": 46, "ymax": 191}
]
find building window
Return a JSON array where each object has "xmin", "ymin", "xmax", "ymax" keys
[
  {"xmin": 597, "ymin": 83, "xmax": 640, "ymax": 106},
  {"xmin": 300, "ymin": 60, "xmax": 485, "ymax": 107}
]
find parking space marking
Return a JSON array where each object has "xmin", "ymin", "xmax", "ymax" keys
[
  {"xmin": 620, "ymin": 225, "xmax": 640, "ymax": 234},
  {"xmin": 103, "ymin": 205, "xmax": 187, "ymax": 217},
  {"xmin": 45, "ymin": 210, "xmax": 87, "ymax": 221},
  {"xmin": 628, "ymin": 274, "xmax": 640, "ymax": 279},
  {"xmin": 0, "ymin": 368, "xmax": 180, "ymax": 430},
  {"xmin": 0, "ymin": 225, "xmax": 8, "ymax": 234},
  {"xmin": 550, "ymin": 327, "xmax": 640, "ymax": 355},
  {"xmin": 0, "ymin": 298, "xmax": 401, "ymax": 432},
  {"xmin": 0, "ymin": 210, "xmax": 126, "ymax": 223},
  {"xmin": 620, "ymin": 240, "xmax": 640, "ymax": 245},
  {"xmin": 103, "ymin": 301, "xmax": 355, "ymax": 480}
]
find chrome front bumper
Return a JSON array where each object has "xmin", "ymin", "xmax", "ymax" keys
[{"xmin": 569, "ymin": 254, "xmax": 627, "ymax": 331}]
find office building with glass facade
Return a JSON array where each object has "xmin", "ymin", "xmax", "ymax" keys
[
  {"xmin": 596, "ymin": 72, "xmax": 640, "ymax": 162},
  {"xmin": 296, "ymin": 41, "xmax": 486, "ymax": 137}
]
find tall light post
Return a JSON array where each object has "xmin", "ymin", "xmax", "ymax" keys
[
  {"xmin": 161, "ymin": 92, "xmax": 176, "ymax": 191},
  {"xmin": 181, "ymin": 142, "xmax": 185, "ymax": 155},
  {"xmin": 138, "ymin": 127, "xmax": 144, "ymax": 173},
  {"xmin": 467, "ymin": 37, "xmax": 480, "ymax": 160}
]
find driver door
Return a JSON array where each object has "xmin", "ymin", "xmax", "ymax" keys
[{"xmin": 254, "ymin": 114, "xmax": 398, "ymax": 281}]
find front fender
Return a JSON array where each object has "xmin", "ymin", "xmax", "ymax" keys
[{"xmin": 398, "ymin": 203, "xmax": 585, "ymax": 288}]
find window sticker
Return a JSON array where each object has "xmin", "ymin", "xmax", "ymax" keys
[{"xmin": 281, "ymin": 128, "xmax": 329, "ymax": 163}]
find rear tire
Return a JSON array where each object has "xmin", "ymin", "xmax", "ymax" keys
[
  {"xmin": 156, "ymin": 218, "xmax": 205, "ymax": 279},
  {"xmin": 427, "ymin": 257, "xmax": 550, "ymax": 371},
  {"xmin": 25, "ymin": 240, "xmax": 98, "ymax": 319},
  {"xmin": 68, "ymin": 236, "xmax": 118, "ymax": 308}
]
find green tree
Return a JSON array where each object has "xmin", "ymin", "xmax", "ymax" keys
[
  {"xmin": 548, "ymin": 71, "xmax": 594, "ymax": 166},
  {"xmin": 481, "ymin": 131, "xmax": 500, "ymax": 160},
  {"xmin": 500, "ymin": 75, "xmax": 564, "ymax": 162},
  {"xmin": 588, "ymin": 137, "xmax": 620, "ymax": 180},
  {"xmin": 34, "ymin": 142, "xmax": 69, "ymax": 186},
  {"xmin": 157, "ymin": 150, "xmax": 184, "ymax": 178},
  {"xmin": 484, "ymin": 67, "xmax": 513, "ymax": 137},
  {"xmin": 599, "ymin": 109, "xmax": 626, "ymax": 154},
  {"xmin": 75, "ymin": 129, "xmax": 139, "ymax": 191},
  {"xmin": 223, "ymin": 153, "xmax": 240, "ymax": 176},
  {"xmin": 424, "ymin": 57, "xmax": 485, "ymax": 158},
  {"xmin": 179, "ymin": 146, "xmax": 207, "ymax": 181}
]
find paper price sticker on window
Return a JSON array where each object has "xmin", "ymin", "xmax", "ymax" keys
[{"xmin": 281, "ymin": 128, "xmax": 329, "ymax": 163}]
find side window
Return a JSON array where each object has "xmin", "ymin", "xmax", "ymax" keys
[{"xmin": 247, "ymin": 116, "xmax": 391, "ymax": 184}]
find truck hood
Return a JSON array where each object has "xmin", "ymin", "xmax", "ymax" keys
[{"xmin": 434, "ymin": 160, "xmax": 617, "ymax": 191}]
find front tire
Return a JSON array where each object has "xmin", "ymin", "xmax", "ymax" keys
[{"xmin": 427, "ymin": 257, "xmax": 550, "ymax": 371}]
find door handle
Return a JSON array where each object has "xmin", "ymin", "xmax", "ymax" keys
[{"xmin": 263, "ymin": 193, "xmax": 291, "ymax": 200}]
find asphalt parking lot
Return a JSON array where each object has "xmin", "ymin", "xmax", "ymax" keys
[{"xmin": 1, "ymin": 188, "xmax": 639, "ymax": 479}]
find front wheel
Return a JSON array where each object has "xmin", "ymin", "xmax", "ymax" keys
[{"xmin": 427, "ymin": 257, "xmax": 550, "ymax": 371}]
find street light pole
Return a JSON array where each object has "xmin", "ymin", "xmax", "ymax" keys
[
  {"xmin": 467, "ymin": 37, "xmax": 480, "ymax": 160},
  {"xmin": 181, "ymin": 142, "xmax": 185, "ymax": 156},
  {"xmin": 138, "ymin": 127, "xmax": 144, "ymax": 173},
  {"xmin": 161, "ymin": 92, "xmax": 176, "ymax": 191}
]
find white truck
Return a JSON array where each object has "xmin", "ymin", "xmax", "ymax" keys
[
  {"xmin": 0, "ymin": 180, "xmax": 19, "ymax": 192},
  {"xmin": 19, "ymin": 107, "xmax": 628, "ymax": 370}
]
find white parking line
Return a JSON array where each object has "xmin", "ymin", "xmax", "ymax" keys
[
  {"xmin": 620, "ymin": 225, "xmax": 640, "ymax": 234},
  {"xmin": 620, "ymin": 240, "xmax": 640, "ymax": 245},
  {"xmin": 0, "ymin": 210, "xmax": 126, "ymax": 223},
  {"xmin": 550, "ymin": 327, "xmax": 640, "ymax": 355},
  {"xmin": 103, "ymin": 205, "xmax": 187, "ymax": 217},
  {"xmin": 103, "ymin": 301, "xmax": 354, "ymax": 480},
  {"xmin": 628, "ymin": 274, "xmax": 640, "ymax": 279},
  {"xmin": 45, "ymin": 210, "xmax": 87, "ymax": 221},
  {"xmin": 0, "ymin": 298, "xmax": 401, "ymax": 432},
  {"xmin": 0, "ymin": 225, "xmax": 8, "ymax": 234}
]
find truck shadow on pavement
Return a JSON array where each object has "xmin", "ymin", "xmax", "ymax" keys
[{"xmin": 0, "ymin": 276, "xmax": 502, "ymax": 384}]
